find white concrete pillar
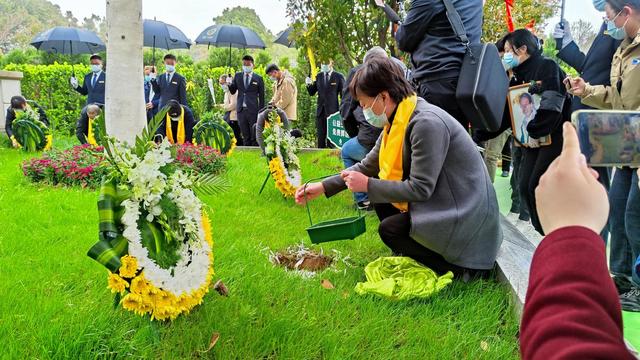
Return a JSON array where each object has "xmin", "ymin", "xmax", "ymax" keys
[{"xmin": 104, "ymin": 0, "xmax": 146, "ymax": 144}]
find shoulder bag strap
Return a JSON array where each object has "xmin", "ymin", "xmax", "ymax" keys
[{"xmin": 442, "ymin": 0, "xmax": 469, "ymax": 46}]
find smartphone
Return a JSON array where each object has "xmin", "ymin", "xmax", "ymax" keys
[{"xmin": 572, "ymin": 110, "xmax": 640, "ymax": 167}]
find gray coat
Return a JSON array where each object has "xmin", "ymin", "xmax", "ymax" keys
[{"xmin": 323, "ymin": 98, "xmax": 502, "ymax": 270}]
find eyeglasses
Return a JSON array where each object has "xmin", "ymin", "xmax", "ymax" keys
[{"xmin": 604, "ymin": 9, "xmax": 623, "ymax": 22}]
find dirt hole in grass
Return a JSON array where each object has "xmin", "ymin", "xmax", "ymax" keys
[{"xmin": 270, "ymin": 245, "xmax": 334, "ymax": 272}]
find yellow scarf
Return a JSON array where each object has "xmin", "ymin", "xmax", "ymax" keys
[
  {"xmin": 378, "ymin": 94, "xmax": 418, "ymax": 213},
  {"xmin": 165, "ymin": 106, "xmax": 186, "ymax": 144},
  {"xmin": 87, "ymin": 117, "xmax": 97, "ymax": 146}
]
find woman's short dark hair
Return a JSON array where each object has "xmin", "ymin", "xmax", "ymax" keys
[
  {"xmin": 505, "ymin": 29, "xmax": 542, "ymax": 56},
  {"xmin": 349, "ymin": 56, "xmax": 414, "ymax": 104},
  {"xmin": 166, "ymin": 100, "xmax": 181, "ymax": 116},
  {"xmin": 495, "ymin": 33, "xmax": 509, "ymax": 52},
  {"xmin": 607, "ymin": 0, "xmax": 640, "ymax": 12},
  {"xmin": 265, "ymin": 64, "xmax": 280, "ymax": 74},
  {"xmin": 10, "ymin": 96, "xmax": 26, "ymax": 109}
]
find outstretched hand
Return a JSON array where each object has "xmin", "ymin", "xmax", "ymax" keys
[
  {"xmin": 535, "ymin": 122, "xmax": 609, "ymax": 235},
  {"xmin": 295, "ymin": 183, "xmax": 325, "ymax": 205},
  {"xmin": 341, "ymin": 170, "xmax": 369, "ymax": 193}
]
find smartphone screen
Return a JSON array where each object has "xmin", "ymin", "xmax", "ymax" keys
[{"xmin": 572, "ymin": 110, "xmax": 640, "ymax": 167}]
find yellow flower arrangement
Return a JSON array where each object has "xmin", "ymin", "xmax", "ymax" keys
[
  {"xmin": 107, "ymin": 273, "xmax": 129, "ymax": 294},
  {"xmin": 269, "ymin": 157, "xmax": 298, "ymax": 198},
  {"xmin": 110, "ymin": 212, "xmax": 215, "ymax": 321},
  {"xmin": 119, "ymin": 255, "xmax": 138, "ymax": 278}
]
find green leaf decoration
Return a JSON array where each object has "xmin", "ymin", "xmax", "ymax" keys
[{"xmin": 191, "ymin": 172, "xmax": 230, "ymax": 197}]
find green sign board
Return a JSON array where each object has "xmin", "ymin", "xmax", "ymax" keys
[{"xmin": 326, "ymin": 112, "xmax": 350, "ymax": 148}]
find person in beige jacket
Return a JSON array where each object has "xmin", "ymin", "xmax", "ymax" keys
[
  {"xmin": 266, "ymin": 64, "xmax": 297, "ymax": 121},
  {"xmin": 219, "ymin": 74, "xmax": 242, "ymax": 145},
  {"xmin": 567, "ymin": 0, "xmax": 640, "ymax": 312}
]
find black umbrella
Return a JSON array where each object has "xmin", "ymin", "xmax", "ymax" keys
[
  {"xmin": 30, "ymin": 26, "xmax": 105, "ymax": 75},
  {"xmin": 195, "ymin": 24, "xmax": 266, "ymax": 67},
  {"xmin": 274, "ymin": 27, "xmax": 295, "ymax": 48},
  {"xmin": 143, "ymin": 19, "xmax": 191, "ymax": 67}
]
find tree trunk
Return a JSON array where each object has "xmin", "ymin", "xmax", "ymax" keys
[{"xmin": 105, "ymin": 0, "xmax": 146, "ymax": 144}]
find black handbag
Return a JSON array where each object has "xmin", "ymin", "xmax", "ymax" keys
[{"xmin": 442, "ymin": 0, "xmax": 509, "ymax": 132}]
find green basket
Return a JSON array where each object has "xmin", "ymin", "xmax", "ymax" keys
[{"xmin": 304, "ymin": 175, "xmax": 366, "ymax": 244}]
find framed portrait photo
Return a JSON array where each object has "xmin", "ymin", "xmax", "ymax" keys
[{"xmin": 507, "ymin": 83, "xmax": 552, "ymax": 147}]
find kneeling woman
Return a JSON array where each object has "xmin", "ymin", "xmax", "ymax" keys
[
  {"xmin": 156, "ymin": 99, "xmax": 196, "ymax": 144},
  {"xmin": 296, "ymin": 57, "xmax": 503, "ymax": 277}
]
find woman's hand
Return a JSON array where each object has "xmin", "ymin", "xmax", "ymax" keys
[
  {"xmin": 564, "ymin": 77, "xmax": 586, "ymax": 97},
  {"xmin": 295, "ymin": 182, "xmax": 325, "ymax": 205},
  {"xmin": 11, "ymin": 137, "xmax": 19, "ymax": 148},
  {"xmin": 341, "ymin": 170, "xmax": 369, "ymax": 193},
  {"xmin": 536, "ymin": 122, "xmax": 609, "ymax": 235}
]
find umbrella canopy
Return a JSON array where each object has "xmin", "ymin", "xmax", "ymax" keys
[
  {"xmin": 195, "ymin": 24, "xmax": 266, "ymax": 49},
  {"xmin": 143, "ymin": 19, "xmax": 191, "ymax": 50},
  {"xmin": 274, "ymin": 27, "xmax": 295, "ymax": 48},
  {"xmin": 30, "ymin": 27, "xmax": 105, "ymax": 54}
]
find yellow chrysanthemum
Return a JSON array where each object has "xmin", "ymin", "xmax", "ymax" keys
[
  {"xmin": 269, "ymin": 158, "xmax": 297, "ymax": 198},
  {"xmin": 122, "ymin": 293, "xmax": 147, "ymax": 315},
  {"xmin": 107, "ymin": 272, "xmax": 129, "ymax": 294},
  {"xmin": 130, "ymin": 275, "xmax": 151, "ymax": 295},
  {"xmin": 119, "ymin": 255, "xmax": 138, "ymax": 278}
]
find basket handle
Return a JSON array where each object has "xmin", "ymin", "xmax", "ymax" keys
[{"xmin": 303, "ymin": 173, "xmax": 362, "ymax": 227}]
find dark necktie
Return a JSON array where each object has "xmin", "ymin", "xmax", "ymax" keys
[
  {"xmin": 244, "ymin": 74, "xmax": 250, "ymax": 89},
  {"xmin": 91, "ymin": 73, "xmax": 98, "ymax": 87}
]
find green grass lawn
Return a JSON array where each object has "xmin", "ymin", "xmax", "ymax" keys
[{"xmin": 0, "ymin": 141, "xmax": 521, "ymax": 359}]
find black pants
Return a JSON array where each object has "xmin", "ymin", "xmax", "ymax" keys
[
  {"xmin": 316, "ymin": 109, "xmax": 329, "ymax": 148},
  {"xmin": 227, "ymin": 119, "xmax": 244, "ymax": 146},
  {"xmin": 238, "ymin": 109, "xmax": 258, "ymax": 146},
  {"xmin": 419, "ymin": 77, "xmax": 469, "ymax": 130},
  {"xmin": 519, "ymin": 132, "xmax": 563, "ymax": 235},
  {"xmin": 502, "ymin": 137, "xmax": 512, "ymax": 172},
  {"xmin": 511, "ymin": 145, "xmax": 530, "ymax": 220},
  {"xmin": 375, "ymin": 203, "xmax": 470, "ymax": 277}
]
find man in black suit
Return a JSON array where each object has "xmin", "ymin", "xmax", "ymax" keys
[
  {"xmin": 151, "ymin": 54, "xmax": 188, "ymax": 109},
  {"xmin": 156, "ymin": 100, "xmax": 196, "ymax": 145},
  {"xmin": 306, "ymin": 60, "xmax": 345, "ymax": 148},
  {"xmin": 228, "ymin": 55, "xmax": 265, "ymax": 146},
  {"xmin": 71, "ymin": 54, "xmax": 106, "ymax": 106}
]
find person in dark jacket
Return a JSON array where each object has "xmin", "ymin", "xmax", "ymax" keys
[
  {"xmin": 71, "ymin": 54, "xmax": 106, "ymax": 106},
  {"xmin": 228, "ymin": 55, "xmax": 265, "ymax": 146},
  {"xmin": 76, "ymin": 104, "xmax": 101, "ymax": 145},
  {"xmin": 5, "ymin": 96, "xmax": 49, "ymax": 148},
  {"xmin": 306, "ymin": 60, "xmax": 345, "ymax": 148},
  {"xmin": 151, "ymin": 54, "xmax": 188, "ymax": 109},
  {"xmin": 156, "ymin": 100, "xmax": 196, "ymax": 145},
  {"xmin": 340, "ymin": 47, "xmax": 410, "ymax": 210},
  {"xmin": 144, "ymin": 66, "xmax": 159, "ymax": 122},
  {"xmin": 375, "ymin": 0, "xmax": 483, "ymax": 130},
  {"xmin": 520, "ymin": 122, "xmax": 634, "ymax": 360},
  {"xmin": 297, "ymin": 56, "xmax": 502, "ymax": 277},
  {"xmin": 553, "ymin": 2, "xmax": 621, "ymax": 241},
  {"xmin": 504, "ymin": 29, "xmax": 572, "ymax": 235}
]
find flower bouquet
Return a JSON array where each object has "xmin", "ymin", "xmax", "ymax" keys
[
  {"xmin": 12, "ymin": 107, "xmax": 52, "ymax": 152},
  {"xmin": 87, "ymin": 113, "xmax": 228, "ymax": 320},
  {"xmin": 193, "ymin": 111, "xmax": 236, "ymax": 155},
  {"xmin": 263, "ymin": 110, "xmax": 302, "ymax": 198}
]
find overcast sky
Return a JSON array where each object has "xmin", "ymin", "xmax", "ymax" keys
[{"xmin": 49, "ymin": 0, "xmax": 604, "ymax": 41}]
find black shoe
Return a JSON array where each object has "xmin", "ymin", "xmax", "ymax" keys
[
  {"xmin": 620, "ymin": 288, "xmax": 640, "ymax": 312},
  {"xmin": 613, "ymin": 275, "xmax": 634, "ymax": 295},
  {"xmin": 501, "ymin": 170, "xmax": 510, "ymax": 178},
  {"xmin": 357, "ymin": 201, "xmax": 374, "ymax": 212}
]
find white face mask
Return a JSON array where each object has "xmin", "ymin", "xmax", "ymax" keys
[
  {"xmin": 362, "ymin": 95, "xmax": 388, "ymax": 128},
  {"xmin": 243, "ymin": 65, "xmax": 253, "ymax": 73},
  {"xmin": 90, "ymin": 64, "xmax": 102, "ymax": 73},
  {"xmin": 170, "ymin": 116, "xmax": 180, "ymax": 122},
  {"xmin": 165, "ymin": 64, "xmax": 175, "ymax": 72}
]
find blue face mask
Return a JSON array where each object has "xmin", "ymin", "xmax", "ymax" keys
[
  {"xmin": 320, "ymin": 64, "xmax": 330, "ymax": 73},
  {"xmin": 243, "ymin": 65, "xmax": 253, "ymax": 73},
  {"xmin": 592, "ymin": 0, "xmax": 606, "ymax": 11},
  {"xmin": 502, "ymin": 52, "xmax": 520, "ymax": 70},
  {"xmin": 606, "ymin": 12, "xmax": 629, "ymax": 40},
  {"xmin": 363, "ymin": 95, "xmax": 388, "ymax": 128},
  {"xmin": 144, "ymin": 75, "xmax": 151, "ymax": 82},
  {"xmin": 165, "ymin": 64, "xmax": 175, "ymax": 73}
]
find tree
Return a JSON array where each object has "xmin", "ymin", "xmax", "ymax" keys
[
  {"xmin": 287, "ymin": 0, "xmax": 391, "ymax": 71},
  {"xmin": 482, "ymin": 0, "xmax": 560, "ymax": 42},
  {"xmin": 105, "ymin": 0, "xmax": 146, "ymax": 144},
  {"xmin": 571, "ymin": 19, "xmax": 597, "ymax": 51},
  {"xmin": 0, "ymin": 0, "xmax": 71, "ymax": 52},
  {"xmin": 64, "ymin": 10, "xmax": 78, "ymax": 27}
]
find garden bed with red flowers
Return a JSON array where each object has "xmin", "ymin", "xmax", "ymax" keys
[{"xmin": 22, "ymin": 143, "xmax": 227, "ymax": 189}]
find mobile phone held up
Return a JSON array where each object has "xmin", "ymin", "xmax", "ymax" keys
[{"xmin": 572, "ymin": 110, "xmax": 640, "ymax": 167}]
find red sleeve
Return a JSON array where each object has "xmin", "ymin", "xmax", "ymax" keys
[{"xmin": 520, "ymin": 226, "xmax": 634, "ymax": 360}]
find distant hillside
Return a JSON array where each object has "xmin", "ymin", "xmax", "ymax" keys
[{"xmin": 0, "ymin": 0, "xmax": 106, "ymax": 53}]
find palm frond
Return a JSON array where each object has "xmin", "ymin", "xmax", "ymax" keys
[
  {"xmin": 134, "ymin": 107, "xmax": 169, "ymax": 156},
  {"xmin": 192, "ymin": 173, "xmax": 230, "ymax": 197}
]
